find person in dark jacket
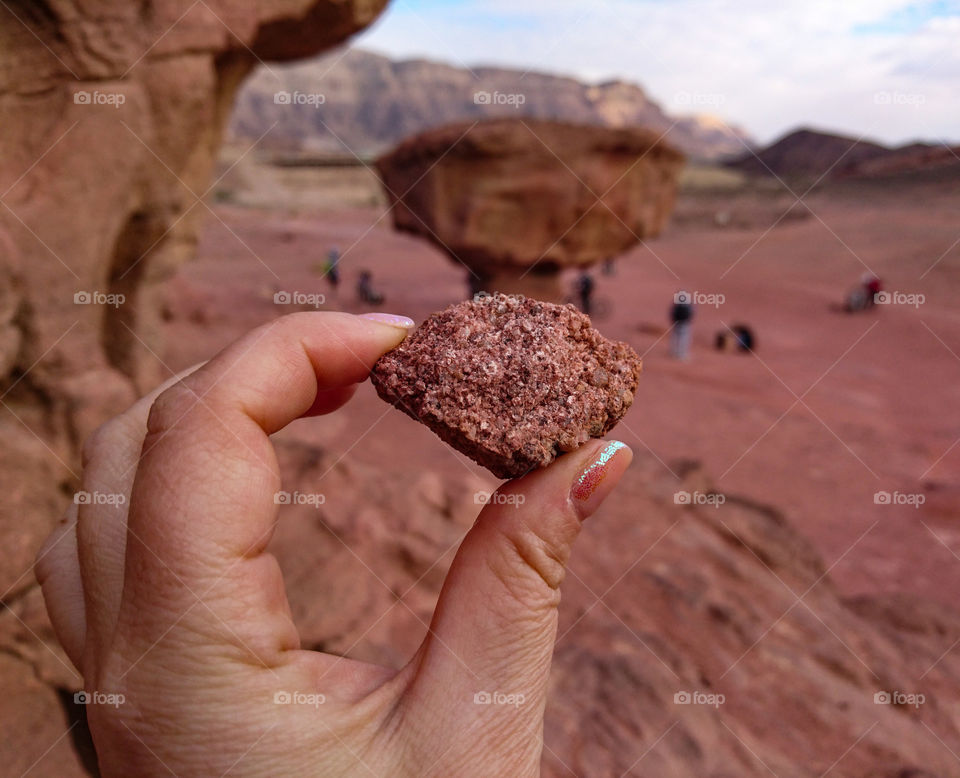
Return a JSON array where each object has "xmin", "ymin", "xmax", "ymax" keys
[
  {"xmin": 670, "ymin": 291, "xmax": 695, "ymax": 360},
  {"xmin": 576, "ymin": 271, "xmax": 595, "ymax": 316}
]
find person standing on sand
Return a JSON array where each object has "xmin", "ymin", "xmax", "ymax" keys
[
  {"xmin": 576, "ymin": 271, "xmax": 595, "ymax": 316},
  {"xmin": 671, "ymin": 291, "xmax": 695, "ymax": 360},
  {"xmin": 357, "ymin": 269, "xmax": 384, "ymax": 305},
  {"xmin": 325, "ymin": 246, "xmax": 341, "ymax": 293}
]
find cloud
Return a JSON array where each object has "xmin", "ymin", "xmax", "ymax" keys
[{"xmin": 356, "ymin": 0, "xmax": 960, "ymax": 145}]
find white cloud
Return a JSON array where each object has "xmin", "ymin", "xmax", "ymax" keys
[{"xmin": 356, "ymin": 0, "xmax": 960, "ymax": 145}]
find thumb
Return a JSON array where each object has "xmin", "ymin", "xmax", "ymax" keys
[{"xmin": 403, "ymin": 439, "xmax": 632, "ymax": 744}]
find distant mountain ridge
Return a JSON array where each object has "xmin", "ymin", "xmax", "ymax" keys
[
  {"xmin": 727, "ymin": 127, "xmax": 960, "ymax": 180},
  {"xmin": 228, "ymin": 48, "xmax": 753, "ymax": 161}
]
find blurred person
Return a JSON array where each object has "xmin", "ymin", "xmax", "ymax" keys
[
  {"xmin": 730, "ymin": 323, "xmax": 754, "ymax": 352},
  {"xmin": 576, "ymin": 271, "xmax": 595, "ymax": 316},
  {"xmin": 324, "ymin": 245, "xmax": 341, "ymax": 292},
  {"xmin": 468, "ymin": 273, "xmax": 486, "ymax": 300},
  {"xmin": 862, "ymin": 272, "xmax": 883, "ymax": 307},
  {"xmin": 671, "ymin": 291, "xmax": 694, "ymax": 360},
  {"xmin": 357, "ymin": 269, "xmax": 384, "ymax": 305},
  {"xmin": 35, "ymin": 312, "xmax": 632, "ymax": 777},
  {"xmin": 844, "ymin": 272, "xmax": 883, "ymax": 312},
  {"xmin": 602, "ymin": 257, "xmax": 616, "ymax": 276}
]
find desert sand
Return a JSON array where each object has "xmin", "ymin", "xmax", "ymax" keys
[
  {"xmin": 129, "ymin": 159, "xmax": 960, "ymax": 774},
  {"xmin": 170, "ymin": 160, "xmax": 960, "ymax": 607}
]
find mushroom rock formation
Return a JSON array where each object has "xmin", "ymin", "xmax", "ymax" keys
[{"xmin": 376, "ymin": 118, "xmax": 685, "ymax": 301}]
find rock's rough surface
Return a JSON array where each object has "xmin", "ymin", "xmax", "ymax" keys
[
  {"xmin": 0, "ymin": 0, "xmax": 388, "ymax": 586},
  {"xmin": 376, "ymin": 118, "xmax": 685, "ymax": 299},
  {"xmin": 259, "ymin": 437, "xmax": 960, "ymax": 778},
  {"xmin": 0, "ymin": 3, "xmax": 386, "ymax": 775},
  {"xmin": 372, "ymin": 294, "xmax": 642, "ymax": 478},
  {"xmin": 0, "ymin": 0, "xmax": 387, "ymax": 410}
]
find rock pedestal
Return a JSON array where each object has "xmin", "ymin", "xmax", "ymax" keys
[{"xmin": 376, "ymin": 118, "xmax": 685, "ymax": 301}]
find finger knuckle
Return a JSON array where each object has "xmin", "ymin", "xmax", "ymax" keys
[
  {"xmin": 146, "ymin": 381, "xmax": 201, "ymax": 435},
  {"xmin": 81, "ymin": 420, "xmax": 123, "ymax": 467},
  {"xmin": 494, "ymin": 521, "xmax": 570, "ymax": 600}
]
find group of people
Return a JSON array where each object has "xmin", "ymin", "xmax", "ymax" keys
[
  {"xmin": 668, "ymin": 271, "xmax": 885, "ymax": 361},
  {"xmin": 325, "ymin": 250, "xmax": 881, "ymax": 363},
  {"xmin": 321, "ymin": 246, "xmax": 385, "ymax": 305},
  {"xmin": 845, "ymin": 272, "xmax": 884, "ymax": 313}
]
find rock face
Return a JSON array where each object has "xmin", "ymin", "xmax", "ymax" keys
[
  {"xmin": 265, "ymin": 441, "xmax": 960, "ymax": 777},
  {"xmin": 0, "ymin": 2, "xmax": 386, "ymax": 774},
  {"xmin": 229, "ymin": 48, "xmax": 755, "ymax": 160},
  {"xmin": 539, "ymin": 456, "xmax": 960, "ymax": 776},
  {"xmin": 0, "ymin": 0, "xmax": 387, "ymax": 417},
  {"xmin": 376, "ymin": 119, "xmax": 685, "ymax": 300}
]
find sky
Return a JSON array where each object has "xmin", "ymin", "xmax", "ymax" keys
[{"xmin": 354, "ymin": 0, "xmax": 960, "ymax": 146}]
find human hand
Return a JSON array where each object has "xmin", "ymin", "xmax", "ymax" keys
[{"xmin": 36, "ymin": 312, "xmax": 632, "ymax": 777}]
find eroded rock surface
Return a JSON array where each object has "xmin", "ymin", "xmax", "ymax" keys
[
  {"xmin": 268, "ymin": 442, "xmax": 960, "ymax": 777},
  {"xmin": 0, "ymin": 2, "xmax": 386, "ymax": 774},
  {"xmin": 376, "ymin": 118, "xmax": 685, "ymax": 300}
]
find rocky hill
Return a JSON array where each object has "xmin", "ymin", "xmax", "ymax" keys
[
  {"xmin": 727, "ymin": 126, "xmax": 960, "ymax": 181},
  {"xmin": 228, "ymin": 48, "xmax": 753, "ymax": 161}
]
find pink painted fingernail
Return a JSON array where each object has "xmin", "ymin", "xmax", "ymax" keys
[
  {"xmin": 570, "ymin": 440, "xmax": 632, "ymax": 518},
  {"xmin": 360, "ymin": 313, "xmax": 416, "ymax": 329}
]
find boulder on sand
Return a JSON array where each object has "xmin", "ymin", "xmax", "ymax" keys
[{"xmin": 376, "ymin": 118, "xmax": 685, "ymax": 300}]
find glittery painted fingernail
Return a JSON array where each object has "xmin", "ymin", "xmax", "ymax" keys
[
  {"xmin": 570, "ymin": 440, "xmax": 632, "ymax": 518},
  {"xmin": 360, "ymin": 313, "xmax": 416, "ymax": 329}
]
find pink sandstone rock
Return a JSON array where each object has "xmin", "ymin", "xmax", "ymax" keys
[
  {"xmin": 376, "ymin": 118, "xmax": 685, "ymax": 300},
  {"xmin": 372, "ymin": 294, "xmax": 642, "ymax": 478}
]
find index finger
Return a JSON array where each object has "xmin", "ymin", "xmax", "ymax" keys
[{"xmin": 111, "ymin": 312, "xmax": 412, "ymax": 668}]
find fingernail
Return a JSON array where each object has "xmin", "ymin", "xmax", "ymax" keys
[
  {"xmin": 570, "ymin": 440, "xmax": 632, "ymax": 518},
  {"xmin": 359, "ymin": 313, "xmax": 416, "ymax": 330}
]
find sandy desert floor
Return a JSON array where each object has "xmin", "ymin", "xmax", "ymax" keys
[{"xmin": 162, "ymin": 161, "xmax": 960, "ymax": 610}]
